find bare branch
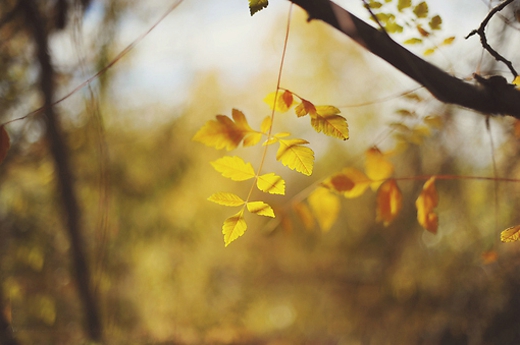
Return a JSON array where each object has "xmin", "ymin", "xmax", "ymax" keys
[{"xmin": 466, "ymin": 0, "xmax": 518, "ymax": 77}]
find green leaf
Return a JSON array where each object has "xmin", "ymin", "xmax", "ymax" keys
[
  {"xmin": 429, "ymin": 15, "xmax": 442, "ymax": 30},
  {"xmin": 249, "ymin": 0, "xmax": 268, "ymax": 16},
  {"xmin": 413, "ymin": 2, "xmax": 429, "ymax": 18},
  {"xmin": 397, "ymin": 0, "xmax": 411, "ymax": 11}
]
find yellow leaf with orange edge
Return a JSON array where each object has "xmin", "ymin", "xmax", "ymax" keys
[
  {"xmin": 208, "ymin": 192, "xmax": 245, "ymax": 207},
  {"xmin": 415, "ymin": 177, "xmax": 438, "ymax": 234},
  {"xmin": 257, "ymin": 173, "xmax": 285, "ymax": 195},
  {"xmin": 325, "ymin": 167, "xmax": 371, "ymax": 198},
  {"xmin": 247, "ymin": 201, "xmax": 275, "ymax": 218},
  {"xmin": 308, "ymin": 187, "xmax": 340, "ymax": 232},
  {"xmin": 0, "ymin": 126, "xmax": 10, "ymax": 164},
  {"xmin": 501, "ymin": 225, "xmax": 520, "ymax": 243},
  {"xmin": 264, "ymin": 90, "xmax": 296, "ymax": 113},
  {"xmin": 295, "ymin": 99, "xmax": 316, "ymax": 117},
  {"xmin": 276, "ymin": 139, "xmax": 314, "ymax": 176},
  {"xmin": 210, "ymin": 156, "xmax": 255, "ymax": 181},
  {"xmin": 365, "ymin": 147, "xmax": 394, "ymax": 190},
  {"xmin": 223, "ymin": 210, "xmax": 247, "ymax": 246},
  {"xmin": 376, "ymin": 179, "xmax": 402, "ymax": 226},
  {"xmin": 293, "ymin": 202, "xmax": 315, "ymax": 230},
  {"xmin": 310, "ymin": 106, "xmax": 349, "ymax": 140}
]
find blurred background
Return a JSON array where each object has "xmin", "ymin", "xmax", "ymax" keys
[{"xmin": 2, "ymin": 0, "xmax": 520, "ymax": 344}]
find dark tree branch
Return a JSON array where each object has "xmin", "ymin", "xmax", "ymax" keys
[
  {"xmin": 288, "ymin": 0, "xmax": 520, "ymax": 119},
  {"xmin": 20, "ymin": 0, "xmax": 103, "ymax": 342},
  {"xmin": 466, "ymin": 0, "xmax": 518, "ymax": 77}
]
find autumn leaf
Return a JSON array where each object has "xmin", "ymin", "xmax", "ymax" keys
[
  {"xmin": 210, "ymin": 156, "xmax": 256, "ymax": 181},
  {"xmin": 208, "ymin": 192, "xmax": 245, "ymax": 207},
  {"xmin": 325, "ymin": 168, "xmax": 371, "ymax": 198},
  {"xmin": 441, "ymin": 36, "xmax": 455, "ymax": 45},
  {"xmin": 295, "ymin": 99, "xmax": 316, "ymax": 117},
  {"xmin": 310, "ymin": 106, "xmax": 349, "ymax": 140},
  {"xmin": 223, "ymin": 210, "xmax": 247, "ymax": 246},
  {"xmin": 260, "ymin": 116, "xmax": 272, "ymax": 134},
  {"xmin": 397, "ymin": 0, "xmax": 411, "ymax": 11},
  {"xmin": 193, "ymin": 110, "xmax": 259, "ymax": 150},
  {"xmin": 416, "ymin": 177, "xmax": 438, "ymax": 234},
  {"xmin": 0, "ymin": 126, "xmax": 10, "ymax": 164},
  {"xmin": 365, "ymin": 147, "xmax": 394, "ymax": 190},
  {"xmin": 249, "ymin": 0, "xmax": 268, "ymax": 15},
  {"xmin": 276, "ymin": 139, "xmax": 314, "ymax": 176},
  {"xmin": 481, "ymin": 251, "xmax": 498, "ymax": 264},
  {"xmin": 429, "ymin": 15, "xmax": 442, "ymax": 30},
  {"xmin": 308, "ymin": 187, "xmax": 340, "ymax": 232},
  {"xmin": 257, "ymin": 173, "xmax": 285, "ymax": 195},
  {"xmin": 247, "ymin": 201, "xmax": 275, "ymax": 217},
  {"xmin": 376, "ymin": 179, "xmax": 402, "ymax": 226},
  {"xmin": 413, "ymin": 1, "xmax": 428, "ymax": 18},
  {"xmin": 500, "ymin": 225, "xmax": 520, "ymax": 243},
  {"xmin": 293, "ymin": 202, "xmax": 315, "ymax": 230},
  {"xmin": 264, "ymin": 90, "xmax": 296, "ymax": 113}
]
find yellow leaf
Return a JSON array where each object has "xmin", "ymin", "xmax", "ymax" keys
[
  {"xmin": 208, "ymin": 192, "xmax": 245, "ymax": 207},
  {"xmin": 365, "ymin": 147, "xmax": 394, "ymax": 190},
  {"xmin": 423, "ymin": 48, "xmax": 436, "ymax": 56},
  {"xmin": 415, "ymin": 177, "xmax": 438, "ymax": 234},
  {"xmin": 295, "ymin": 99, "xmax": 316, "ymax": 117},
  {"xmin": 293, "ymin": 202, "xmax": 315, "ymax": 230},
  {"xmin": 326, "ymin": 168, "xmax": 371, "ymax": 198},
  {"xmin": 264, "ymin": 90, "xmax": 296, "ymax": 113},
  {"xmin": 376, "ymin": 179, "xmax": 402, "ymax": 226},
  {"xmin": 276, "ymin": 139, "xmax": 314, "ymax": 176},
  {"xmin": 192, "ymin": 114, "xmax": 244, "ymax": 151},
  {"xmin": 247, "ymin": 201, "xmax": 275, "ymax": 217},
  {"xmin": 308, "ymin": 187, "xmax": 340, "ymax": 232},
  {"xmin": 223, "ymin": 210, "xmax": 247, "ymax": 246},
  {"xmin": 257, "ymin": 173, "xmax": 285, "ymax": 195},
  {"xmin": 310, "ymin": 106, "xmax": 349, "ymax": 140},
  {"xmin": 260, "ymin": 116, "xmax": 272, "ymax": 134},
  {"xmin": 501, "ymin": 225, "xmax": 520, "ymax": 243},
  {"xmin": 210, "ymin": 156, "xmax": 256, "ymax": 181},
  {"xmin": 243, "ymin": 132, "xmax": 263, "ymax": 147},
  {"xmin": 0, "ymin": 125, "xmax": 10, "ymax": 164},
  {"xmin": 441, "ymin": 36, "xmax": 455, "ymax": 45}
]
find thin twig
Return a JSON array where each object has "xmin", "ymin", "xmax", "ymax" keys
[{"xmin": 466, "ymin": 0, "xmax": 518, "ymax": 77}]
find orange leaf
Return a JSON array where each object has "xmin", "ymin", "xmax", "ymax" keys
[
  {"xmin": 295, "ymin": 99, "xmax": 316, "ymax": 117},
  {"xmin": 376, "ymin": 179, "xmax": 402, "ymax": 226},
  {"xmin": 415, "ymin": 177, "xmax": 438, "ymax": 234},
  {"xmin": 325, "ymin": 168, "xmax": 371, "ymax": 198},
  {"xmin": 365, "ymin": 147, "xmax": 394, "ymax": 190},
  {"xmin": 481, "ymin": 251, "xmax": 498, "ymax": 264},
  {"xmin": 0, "ymin": 125, "xmax": 10, "ymax": 164},
  {"xmin": 264, "ymin": 90, "xmax": 296, "ymax": 113},
  {"xmin": 501, "ymin": 225, "xmax": 520, "ymax": 243}
]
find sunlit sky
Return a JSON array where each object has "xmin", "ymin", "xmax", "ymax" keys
[{"xmin": 73, "ymin": 0, "xmax": 496, "ymax": 110}]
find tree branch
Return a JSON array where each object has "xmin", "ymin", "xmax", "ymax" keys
[
  {"xmin": 20, "ymin": 0, "xmax": 103, "ymax": 342},
  {"xmin": 288, "ymin": 0, "xmax": 520, "ymax": 119},
  {"xmin": 466, "ymin": 0, "xmax": 518, "ymax": 77}
]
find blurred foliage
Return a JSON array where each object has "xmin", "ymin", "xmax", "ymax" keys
[{"xmin": 1, "ymin": 1, "xmax": 520, "ymax": 345}]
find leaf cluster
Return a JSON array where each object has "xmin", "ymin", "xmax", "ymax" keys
[{"xmin": 193, "ymin": 90, "xmax": 348, "ymax": 246}]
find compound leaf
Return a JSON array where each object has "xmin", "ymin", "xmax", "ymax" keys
[
  {"xmin": 223, "ymin": 210, "xmax": 247, "ymax": 246},
  {"xmin": 211, "ymin": 156, "xmax": 256, "ymax": 181}
]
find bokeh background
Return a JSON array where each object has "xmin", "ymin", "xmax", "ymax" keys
[{"xmin": 2, "ymin": 0, "xmax": 520, "ymax": 344}]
